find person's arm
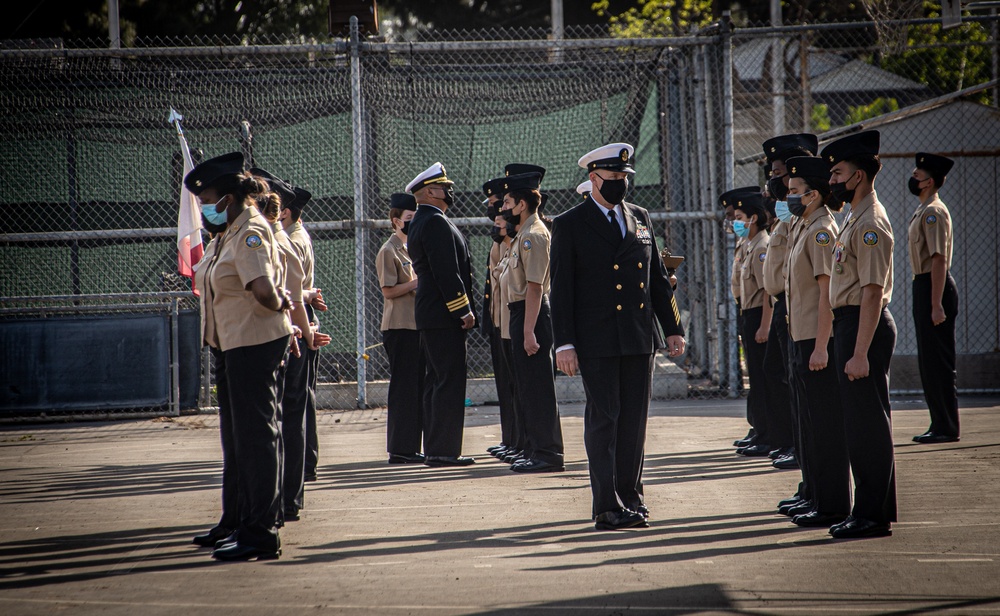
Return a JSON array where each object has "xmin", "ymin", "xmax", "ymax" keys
[
  {"xmin": 382, "ymin": 278, "xmax": 418, "ymax": 299},
  {"xmin": 249, "ymin": 277, "xmax": 286, "ymax": 312},
  {"xmin": 757, "ymin": 300, "xmax": 772, "ymax": 344},
  {"xmin": 421, "ymin": 217, "xmax": 473, "ymax": 327},
  {"xmin": 929, "ymin": 253, "xmax": 947, "ymax": 325},
  {"xmin": 844, "ymin": 284, "xmax": 882, "ymax": 381},
  {"xmin": 549, "ymin": 216, "xmax": 580, "ymax": 375},
  {"xmin": 523, "ymin": 282, "xmax": 542, "ymax": 356},
  {"xmin": 810, "ymin": 274, "xmax": 833, "ymax": 370}
]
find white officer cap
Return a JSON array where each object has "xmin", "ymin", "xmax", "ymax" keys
[
  {"xmin": 576, "ymin": 180, "xmax": 592, "ymax": 194},
  {"xmin": 578, "ymin": 142, "xmax": 635, "ymax": 174},
  {"xmin": 406, "ymin": 162, "xmax": 455, "ymax": 193}
]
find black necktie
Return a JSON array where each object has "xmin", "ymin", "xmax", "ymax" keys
[{"xmin": 608, "ymin": 209, "xmax": 621, "ymax": 237}]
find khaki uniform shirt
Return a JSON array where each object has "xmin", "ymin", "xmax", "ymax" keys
[
  {"xmin": 739, "ymin": 230, "xmax": 770, "ymax": 310},
  {"xmin": 907, "ymin": 196, "xmax": 953, "ymax": 275},
  {"xmin": 731, "ymin": 237, "xmax": 744, "ymax": 302},
  {"xmin": 194, "ymin": 235, "xmax": 219, "ymax": 348},
  {"xmin": 375, "ymin": 234, "xmax": 417, "ymax": 331},
  {"xmin": 200, "ymin": 207, "xmax": 293, "ymax": 352},
  {"xmin": 830, "ymin": 191, "xmax": 894, "ymax": 309},
  {"xmin": 786, "ymin": 207, "xmax": 838, "ymax": 342},
  {"xmin": 272, "ymin": 222, "xmax": 305, "ymax": 303},
  {"xmin": 495, "ymin": 242, "xmax": 512, "ymax": 339},
  {"xmin": 489, "ymin": 241, "xmax": 504, "ymax": 329},
  {"xmin": 763, "ymin": 220, "xmax": 792, "ymax": 298},
  {"xmin": 500, "ymin": 213, "xmax": 551, "ymax": 303},
  {"xmin": 285, "ymin": 220, "xmax": 315, "ymax": 290}
]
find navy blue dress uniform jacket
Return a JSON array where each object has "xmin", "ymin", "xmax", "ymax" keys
[
  {"xmin": 407, "ymin": 204, "xmax": 476, "ymax": 330},
  {"xmin": 550, "ymin": 198, "xmax": 684, "ymax": 358}
]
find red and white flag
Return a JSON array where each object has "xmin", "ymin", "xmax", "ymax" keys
[{"xmin": 170, "ymin": 108, "xmax": 203, "ymax": 295}]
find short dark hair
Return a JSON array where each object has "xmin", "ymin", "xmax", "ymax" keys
[
  {"xmin": 507, "ymin": 188, "xmax": 542, "ymax": 214},
  {"xmin": 388, "ymin": 207, "xmax": 406, "ymax": 223},
  {"xmin": 930, "ymin": 173, "xmax": 946, "ymax": 189},
  {"xmin": 845, "ymin": 154, "xmax": 882, "ymax": 181}
]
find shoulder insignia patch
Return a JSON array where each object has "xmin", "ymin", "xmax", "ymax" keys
[
  {"xmin": 522, "ymin": 239, "xmax": 531, "ymax": 251},
  {"xmin": 862, "ymin": 230, "xmax": 879, "ymax": 246},
  {"xmin": 758, "ymin": 252, "xmax": 766, "ymax": 262},
  {"xmin": 245, "ymin": 234, "xmax": 263, "ymax": 250},
  {"xmin": 815, "ymin": 231, "xmax": 831, "ymax": 246},
  {"xmin": 925, "ymin": 214, "xmax": 937, "ymax": 225}
]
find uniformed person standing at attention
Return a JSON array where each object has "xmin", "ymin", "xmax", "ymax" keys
[
  {"xmin": 483, "ymin": 175, "xmax": 520, "ymax": 461},
  {"xmin": 821, "ymin": 130, "xmax": 897, "ymax": 539},
  {"xmin": 907, "ymin": 153, "xmax": 960, "ymax": 444},
  {"xmin": 499, "ymin": 171, "xmax": 564, "ymax": 473},
  {"xmin": 376, "ymin": 193, "xmax": 426, "ymax": 464},
  {"xmin": 186, "ymin": 152, "xmax": 293, "ymax": 561},
  {"xmin": 781, "ymin": 156, "xmax": 851, "ymax": 528},
  {"xmin": 406, "ymin": 163, "xmax": 477, "ymax": 467},
  {"xmin": 732, "ymin": 192, "xmax": 774, "ymax": 458},
  {"xmin": 279, "ymin": 186, "xmax": 327, "ymax": 484},
  {"xmin": 550, "ymin": 143, "xmax": 686, "ymax": 530}
]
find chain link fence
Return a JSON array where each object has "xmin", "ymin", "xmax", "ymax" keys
[{"xmin": 1, "ymin": 15, "xmax": 997, "ymax": 417}]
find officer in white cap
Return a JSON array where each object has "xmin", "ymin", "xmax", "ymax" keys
[
  {"xmin": 549, "ymin": 143, "xmax": 686, "ymax": 530},
  {"xmin": 576, "ymin": 180, "xmax": 592, "ymax": 199},
  {"xmin": 405, "ymin": 163, "xmax": 477, "ymax": 467}
]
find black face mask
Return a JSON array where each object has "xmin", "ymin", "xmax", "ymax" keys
[
  {"xmin": 767, "ymin": 176, "xmax": 788, "ymax": 201},
  {"xmin": 597, "ymin": 176, "xmax": 628, "ymax": 204},
  {"xmin": 201, "ymin": 213, "xmax": 228, "ymax": 235},
  {"xmin": 489, "ymin": 225, "xmax": 504, "ymax": 244},
  {"xmin": 501, "ymin": 207, "xmax": 518, "ymax": 239},
  {"xmin": 830, "ymin": 170, "xmax": 860, "ymax": 206},
  {"xmin": 787, "ymin": 193, "xmax": 807, "ymax": 217},
  {"xmin": 441, "ymin": 187, "xmax": 455, "ymax": 207},
  {"xmin": 908, "ymin": 177, "xmax": 925, "ymax": 196},
  {"xmin": 401, "ymin": 221, "xmax": 410, "ymax": 236},
  {"xmin": 485, "ymin": 203, "xmax": 499, "ymax": 221}
]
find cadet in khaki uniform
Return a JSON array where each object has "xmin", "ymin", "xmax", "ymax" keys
[
  {"xmin": 186, "ymin": 152, "xmax": 293, "ymax": 561},
  {"xmin": 822, "ymin": 130, "xmax": 897, "ymax": 539},
  {"xmin": 376, "ymin": 193, "xmax": 426, "ymax": 463},
  {"xmin": 732, "ymin": 193, "xmax": 773, "ymax": 457},
  {"xmin": 907, "ymin": 153, "xmax": 960, "ymax": 444},
  {"xmin": 494, "ymin": 208, "xmax": 524, "ymax": 465},
  {"xmin": 719, "ymin": 187, "xmax": 758, "ymax": 447},
  {"xmin": 498, "ymin": 171, "xmax": 564, "ymax": 473},
  {"xmin": 781, "ymin": 156, "xmax": 851, "ymax": 528}
]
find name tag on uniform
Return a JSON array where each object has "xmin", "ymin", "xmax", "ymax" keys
[{"xmin": 635, "ymin": 222, "xmax": 652, "ymax": 245}]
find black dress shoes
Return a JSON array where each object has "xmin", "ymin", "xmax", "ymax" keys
[
  {"xmin": 388, "ymin": 453, "xmax": 426, "ymax": 464},
  {"xmin": 487, "ymin": 444, "xmax": 506, "ymax": 456},
  {"xmin": 510, "ymin": 458, "xmax": 564, "ymax": 473},
  {"xmin": 768, "ymin": 446, "xmax": 792, "ymax": 460},
  {"xmin": 303, "ymin": 473, "xmax": 317, "ymax": 482},
  {"xmin": 424, "ymin": 455, "xmax": 476, "ymax": 467},
  {"xmin": 733, "ymin": 429, "xmax": 756, "ymax": 447},
  {"xmin": 193, "ymin": 526, "xmax": 232, "ymax": 548},
  {"xmin": 594, "ymin": 509, "xmax": 647, "ymax": 530},
  {"xmin": 212, "ymin": 542, "xmax": 281, "ymax": 561},
  {"xmin": 792, "ymin": 511, "xmax": 848, "ymax": 527},
  {"xmin": 634, "ymin": 504, "xmax": 650, "ymax": 520},
  {"xmin": 778, "ymin": 495, "xmax": 801, "ymax": 508},
  {"xmin": 214, "ymin": 531, "xmax": 238, "ymax": 549},
  {"xmin": 736, "ymin": 443, "xmax": 772, "ymax": 457},
  {"xmin": 502, "ymin": 450, "xmax": 524, "ymax": 464},
  {"xmin": 912, "ymin": 432, "xmax": 959, "ymax": 444},
  {"xmin": 283, "ymin": 507, "xmax": 300, "ymax": 522},
  {"xmin": 786, "ymin": 500, "xmax": 814, "ymax": 517},
  {"xmin": 778, "ymin": 499, "xmax": 804, "ymax": 515},
  {"xmin": 829, "ymin": 516, "xmax": 892, "ymax": 538},
  {"xmin": 772, "ymin": 454, "xmax": 799, "ymax": 469}
]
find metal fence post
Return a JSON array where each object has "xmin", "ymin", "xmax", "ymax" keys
[
  {"xmin": 170, "ymin": 297, "xmax": 180, "ymax": 417},
  {"xmin": 720, "ymin": 11, "xmax": 739, "ymax": 398},
  {"xmin": 349, "ymin": 16, "xmax": 368, "ymax": 409}
]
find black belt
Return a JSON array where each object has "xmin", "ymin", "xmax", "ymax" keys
[
  {"xmin": 832, "ymin": 306, "xmax": 860, "ymax": 319},
  {"xmin": 912, "ymin": 272, "xmax": 931, "ymax": 281}
]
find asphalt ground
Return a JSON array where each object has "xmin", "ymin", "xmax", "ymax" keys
[{"xmin": 1, "ymin": 396, "xmax": 999, "ymax": 615}]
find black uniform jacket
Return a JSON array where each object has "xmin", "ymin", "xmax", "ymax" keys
[
  {"xmin": 550, "ymin": 197, "xmax": 684, "ymax": 359},
  {"xmin": 407, "ymin": 203, "xmax": 476, "ymax": 330}
]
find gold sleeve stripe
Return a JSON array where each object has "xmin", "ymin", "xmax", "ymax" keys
[
  {"xmin": 671, "ymin": 296, "xmax": 681, "ymax": 325},
  {"xmin": 446, "ymin": 295, "xmax": 470, "ymax": 312}
]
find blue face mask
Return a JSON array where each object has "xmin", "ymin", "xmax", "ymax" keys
[
  {"xmin": 201, "ymin": 198, "xmax": 228, "ymax": 227},
  {"xmin": 732, "ymin": 220, "xmax": 750, "ymax": 238},
  {"xmin": 774, "ymin": 201, "xmax": 793, "ymax": 223}
]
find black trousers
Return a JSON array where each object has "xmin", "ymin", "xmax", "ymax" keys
[
  {"xmin": 833, "ymin": 305, "xmax": 897, "ymax": 523},
  {"xmin": 420, "ymin": 326, "xmax": 468, "ymax": 457},
  {"xmin": 223, "ymin": 335, "xmax": 288, "ymax": 551},
  {"xmin": 281, "ymin": 341, "xmax": 309, "ymax": 513},
  {"xmin": 740, "ymin": 307, "xmax": 769, "ymax": 442},
  {"xmin": 913, "ymin": 273, "xmax": 960, "ymax": 437},
  {"xmin": 304, "ymin": 305, "xmax": 319, "ymax": 477},
  {"xmin": 579, "ymin": 353, "xmax": 654, "ymax": 517},
  {"xmin": 786, "ymin": 343, "xmax": 811, "ymax": 502},
  {"xmin": 500, "ymin": 337, "xmax": 526, "ymax": 451},
  {"xmin": 791, "ymin": 338, "xmax": 851, "ymax": 515},
  {"xmin": 763, "ymin": 296, "xmax": 794, "ymax": 448},
  {"xmin": 508, "ymin": 298, "xmax": 564, "ymax": 465},
  {"xmin": 212, "ymin": 347, "xmax": 239, "ymax": 531},
  {"xmin": 383, "ymin": 328, "xmax": 425, "ymax": 455},
  {"xmin": 490, "ymin": 328, "xmax": 518, "ymax": 448}
]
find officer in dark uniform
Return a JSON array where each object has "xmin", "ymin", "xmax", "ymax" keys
[
  {"xmin": 550, "ymin": 143, "xmax": 686, "ymax": 530},
  {"xmin": 822, "ymin": 130, "xmax": 897, "ymax": 539},
  {"xmin": 908, "ymin": 153, "xmax": 960, "ymax": 443},
  {"xmin": 406, "ymin": 162, "xmax": 477, "ymax": 467},
  {"xmin": 481, "ymin": 176, "xmax": 519, "ymax": 459}
]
